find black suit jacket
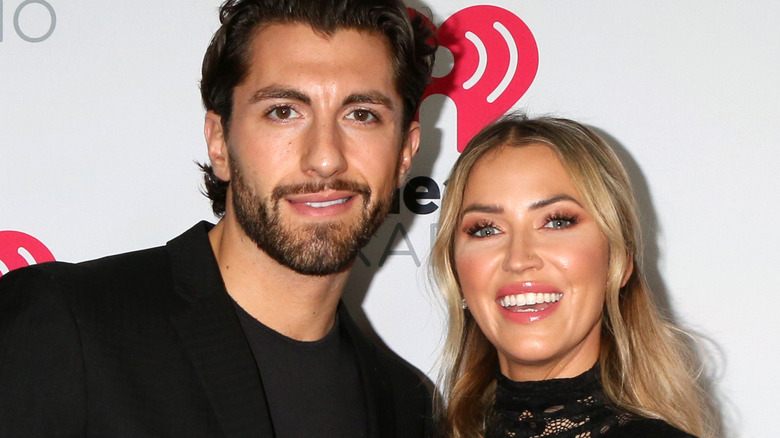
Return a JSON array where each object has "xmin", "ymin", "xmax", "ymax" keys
[{"xmin": 0, "ymin": 222, "xmax": 432, "ymax": 437}]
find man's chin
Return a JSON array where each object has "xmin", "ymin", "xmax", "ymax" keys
[
  {"xmin": 232, "ymin": 179, "xmax": 391, "ymax": 276},
  {"xmin": 281, "ymin": 254, "xmax": 357, "ymax": 277},
  {"xmin": 262, "ymin": 229, "xmax": 362, "ymax": 276}
]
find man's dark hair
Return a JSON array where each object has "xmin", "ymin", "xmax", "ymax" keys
[{"xmin": 198, "ymin": 0, "xmax": 437, "ymax": 217}]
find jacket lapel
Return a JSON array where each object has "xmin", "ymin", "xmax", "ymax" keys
[
  {"xmin": 166, "ymin": 223, "xmax": 275, "ymax": 438},
  {"xmin": 339, "ymin": 304, "xmax": 396, "ymax": 438}
]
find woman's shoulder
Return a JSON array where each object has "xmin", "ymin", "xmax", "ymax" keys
[{"xmin": 609, "ymin": 416, "xmax": 696, "ymax": 438}]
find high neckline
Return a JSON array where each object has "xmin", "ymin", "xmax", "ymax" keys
[
  {"xmin": 488, "ymin": 365, "xmax": 630, "ymax": 438},
  {"xmin": 494, "ymin": 364, "xmax": 603, "ymax": 412}
]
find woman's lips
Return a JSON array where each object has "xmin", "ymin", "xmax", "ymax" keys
[
  {"xmin": 496, "ymin": 282, "xmax": 563, "ymax": 323},
  {"xmin": 499, "ymin": 292, "xmax": 562, "ymax": 309}
]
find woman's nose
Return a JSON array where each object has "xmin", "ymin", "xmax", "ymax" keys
[{"xmin": 502, "ymin": 232, "xmax": 543, "ymax": 273}]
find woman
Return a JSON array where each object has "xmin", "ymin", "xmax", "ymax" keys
[{"xmin": 432, "ymin": 115, "xmax": 714, "ymax": 438}]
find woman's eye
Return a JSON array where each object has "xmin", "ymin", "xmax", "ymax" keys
[
  {"xmin": 268, "ymin": 106, "xmax": 300, "ymax": 120},
  {"xmin": 346, "ymin": 109, "xmax": 377, "ymax": 122},
  {"xmin": 544, "ymin": 218, "xmax": 574, "ymax": 229},
  {"xmin": 470, "ymin": 226, "xmax": 502, "ymax": 237}
]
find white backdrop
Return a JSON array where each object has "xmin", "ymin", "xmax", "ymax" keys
[{"xmin": 2, "ymin": 1, "xmax": 778, "ymax": 437}]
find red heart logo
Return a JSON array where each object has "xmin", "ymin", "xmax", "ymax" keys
[
  {"xmin": 422, "ymin": 5, "xmax": 539, "ymax": 152},
  {"xmin": 0, "ymin": 230, "xmax": 56, "ymax": 277}
]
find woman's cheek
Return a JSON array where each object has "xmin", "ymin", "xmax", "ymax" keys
[{"xmin": 455, "ymin": 243, "xmax": 502, "ymax": 296}]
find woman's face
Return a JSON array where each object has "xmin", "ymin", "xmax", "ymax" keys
[{"xmin": 454, "ymin": 144, "xmax": 611, "ymax": 381}]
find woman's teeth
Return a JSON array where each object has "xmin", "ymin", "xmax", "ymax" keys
[{"xmin": 500, "ymin": 293, "xmax": 562, "ymax": 308}]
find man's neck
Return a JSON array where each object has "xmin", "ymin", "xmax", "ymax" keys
[{"xmin": 207, "ymin": 219, "xmax": 350, "ymax": 342}]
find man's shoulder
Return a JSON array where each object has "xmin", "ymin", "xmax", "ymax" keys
[
  {"xmin": 0, "ymin": 246, "xmax": 174, "ymax": 330},
  {"xmin": 1, "ymin": 245, "xmax": 169, "ymax": 292},
  {"xmin": 0, "ymin": 221, "xmax": 214, "ymax": 300},
  {"xmin": 68, "ymin": 244, "xmax": 171, "ymax": 285}
]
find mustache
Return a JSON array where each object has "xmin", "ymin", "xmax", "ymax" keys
[{"xmin": 271, "ymin": 179, "xmax": 371, "ymax": 201}]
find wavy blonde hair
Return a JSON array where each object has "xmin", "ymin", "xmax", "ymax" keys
[{"xmin": 431, "ymin": 115, "xmax": 715, "ymax": 438}]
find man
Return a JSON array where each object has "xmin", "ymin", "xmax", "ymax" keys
[{"xmin": 0, "ymin": 0, "xmax": 436, "ymax": 436}]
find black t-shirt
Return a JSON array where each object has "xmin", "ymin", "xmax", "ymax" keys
[{"xmin": 234, "ymin": 303, "xmax": 367, "ymax": 438}]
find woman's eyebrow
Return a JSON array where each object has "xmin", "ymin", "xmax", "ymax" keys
[
  {"xmin": 461, "ymin": 203, "xmax": 503, "ymax": 215},
  {"xmin": 528, "ymin": 194, "xmax": 582, "ymax": 210},
  {"xmin": 459, "ymin": 194, "xmax": 583, "ymax": 218}
]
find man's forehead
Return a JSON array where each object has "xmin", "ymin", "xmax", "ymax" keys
[
  {"xmin": 241, "ymin": 23, "xmax": 399, "ymax": 97},
  {"xmin": 251, "ymin": 21, "xmax": 391, "ymax": 49}
]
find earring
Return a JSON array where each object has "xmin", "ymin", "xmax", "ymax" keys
[{"xmin": 461, "ymin": 298, "xmax": 468, "ymax": 310}]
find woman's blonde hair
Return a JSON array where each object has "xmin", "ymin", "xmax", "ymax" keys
[{"xmin": 431, "ymin": 114, "xmax": 714, "ymax": 438}]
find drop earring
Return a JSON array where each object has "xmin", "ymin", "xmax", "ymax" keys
[{"xmin": 461, "ymin": 298, "xmax": 468, "ymax": 310}]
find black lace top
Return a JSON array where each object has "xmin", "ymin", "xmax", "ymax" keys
[{"xmin": 486, "ymin": 366, "xmax": 696, "ymax": 438}]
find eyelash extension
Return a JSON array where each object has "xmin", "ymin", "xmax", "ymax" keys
[
  {"xmin": 463, "ymin": 219, "xmax": 500, "ymax": 237},
  {"xmin": 544, "ymin": 212, "xmax": 579, "ymax": 228}
]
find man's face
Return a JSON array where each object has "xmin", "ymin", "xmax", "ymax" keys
[{"xmin": 206, "ymin": 23, "xmax": 419, "ymax": 275}]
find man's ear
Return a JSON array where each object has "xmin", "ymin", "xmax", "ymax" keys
[
  {"xmin": 204, "ymin": 111, "xmax": 230, "ymax": 181},
  {"xmin": 397, "ymin": 121, "xmax": 421, "ymax": 187}
]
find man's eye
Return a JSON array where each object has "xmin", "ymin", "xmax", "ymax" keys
[
  {"xmin": 268, "ymin": 106, "xmax": 300, "ymax": 120},
  {"xmin": 346, "ymin": 109, "xmax": 377, "ymax": 122}
]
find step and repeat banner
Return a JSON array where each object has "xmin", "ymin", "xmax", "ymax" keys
[{"xmin": 2, "ymin": 1, "xmax": 778, "ymax": 436}]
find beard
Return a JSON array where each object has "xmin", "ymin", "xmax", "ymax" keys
[{"xmin": 230, "ymin": 158, "xmax": 394, "ymax": 276}]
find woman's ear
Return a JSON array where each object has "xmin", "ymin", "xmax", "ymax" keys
[{"xmin": 620, "ymin": 254, "xmax": 634, "ymax": 288}]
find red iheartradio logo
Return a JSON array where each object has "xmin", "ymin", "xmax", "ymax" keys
[
  {"xmin": 423, "ymin": 5, "xmax": 539, "ymax": 152},
  {"xmin": 0, "ymin": 231, "xmax": 56, "ymax": 277}
]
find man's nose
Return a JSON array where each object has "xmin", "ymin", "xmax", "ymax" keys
[{"xmin": 301, "ymin": 120, "xmax": 347, "ymax": 179}]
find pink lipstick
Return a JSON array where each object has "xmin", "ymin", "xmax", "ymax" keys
[{"xmin": 496, "ymin": 282, "xmax": 563, "ymax": 324}]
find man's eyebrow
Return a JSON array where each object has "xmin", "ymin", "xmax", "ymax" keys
[
  {"xmin": 528, "ymin": 194, "xmax": 583, "ymax": 210},
  {"xmin": 342, "ymin": 91, "xmax": 394, "ymax": 110},
  {"xmin": 248, "ymin": 86, "xmax": 311, "ymax": 105}
]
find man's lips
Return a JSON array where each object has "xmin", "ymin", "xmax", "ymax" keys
[
  {"xmin": 284, "ymin": 190, "xmax": 361, "ymax": 218},
  {"xmin": 286, "ymin": 190, "xmax": 357, "ymax": 207},
  {"xmin": 300, "ymin": 198, "xmax": 350, "ymax": 208}
]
